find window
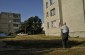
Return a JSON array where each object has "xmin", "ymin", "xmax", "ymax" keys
[
  {"xmin": 50, "ymin": 0, "xmax": 54, "ymax": 5},
  {"xmin": 13, "ymin": 19, "xmax": 20, "ymax": 22},
  {"xmin": 46, "ymin": 2, "xmax": 48, "ymax": 8},
  {"xmin": 13, "ymin": 24, "xmax": 18, "ymax": 27},
  {"xmin": 50, "ymin": 8, "xmax": 55, "ymax": 16},
  {"xmin": 51, "ymin": 20, "xmax": 56, "ymax": 28},
  {"xmin": 47, "ymin": 22, "xmax": 49, "ymax": 29},
  {"xmin": 13, "ymin": 14, "xmax": 20, "ymax": 18},
  {"xmin": 46, "ymin": 12, "xmax": 49, "ymax": 17}
]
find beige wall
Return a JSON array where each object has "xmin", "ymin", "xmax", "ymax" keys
[
  {"xmin": 62, "ymin": 0, "xmax": 85, "ymax": 37},
  {"xmin": 43, "ymin": 0, "xmax": 61, "ymax": 36},
  {"xmin": 43, "ymin": 0, "xmax": 85, "ymax": 37}
]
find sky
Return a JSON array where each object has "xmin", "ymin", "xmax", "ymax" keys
[{"xmin": 0, "ymin": 0, "xmax": 44, "ymax": 22}]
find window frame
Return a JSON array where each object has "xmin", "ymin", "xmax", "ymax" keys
[
  {"xmin": 47, "ymin": 22, "xmax": 49, "ymax": 29},
  {"xmin": 50, "ymin": 0, "xmax": 54, "ymax": 5},
  {"xmin": 51, "ymin": 20, "xmax": 56, "ymax": 28},
  {"xmin": 50, "ymin": 8, "xmax": 56, "ymax": 16},
  {"xmin": 46, "ymin": 12, "xmax": 49, "ymax": 17},
  {"xmin": 46, "ymin": 2, "xmax": 48, "ymax": 8}
]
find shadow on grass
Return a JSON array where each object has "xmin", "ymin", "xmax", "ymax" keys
[
  {"xmin": 0, "ymin": 48, "xmax": 53, "ymax": 55},
  {"xmin": 4, "ymin": 40, "xmax": 62, "ymax": 48},
  {"xmin": 0, "ymin": 36, "xmax": 16, "ymax": 39},
  {"xmin": 0, "ymin": 40, "xmax": 84, "ymax": 55},
  {"xmin": 3, "ymin": 40, "xmax": 85, "ymax": 48},
  {"xmin": 69, "ymin": 41, "xmax": 85, "ymax": 47}
]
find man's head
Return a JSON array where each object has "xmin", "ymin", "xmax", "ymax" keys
[{"xmin": 63, "ymin": 22, "xmax": 66, "ymax": 25}]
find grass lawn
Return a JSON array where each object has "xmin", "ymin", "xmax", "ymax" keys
[{"xmin": 0, "ymin": 34, "xmax": 85, "ymax": 55}]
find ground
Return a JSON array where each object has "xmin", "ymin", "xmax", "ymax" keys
[{"xmin": 0, "ymin": 34, "xmax": 85, "ymax": 55}]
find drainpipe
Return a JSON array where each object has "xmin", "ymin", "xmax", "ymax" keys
[
  {"xmin": 58, "ymin": 0, "xmax": 63, "ymax": 26},
  {"xmin": 83, "ymin": 0, "xmax": 85, "ymax": 22}
]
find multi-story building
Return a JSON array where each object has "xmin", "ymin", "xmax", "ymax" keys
[
  {"xmin": 0, "ymin": 12, "xmax": 21, "ymax": 34},
  {"xmin": 43, "ymin": 0, "xmax": 85, "ymax": 37}
]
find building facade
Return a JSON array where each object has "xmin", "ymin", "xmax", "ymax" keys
[
  {"xmin": 43, "ymin": 0, "xmax": 85, "ymax": 37},
  {"xmin": 0, "ymin": 12, "xmax": 21, "ymax": 34}
]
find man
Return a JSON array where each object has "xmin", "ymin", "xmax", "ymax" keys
[{"xmin": 60, "ymin": 22, "xmax": 69, "ymax": 48}]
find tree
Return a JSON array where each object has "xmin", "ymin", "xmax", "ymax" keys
[{"xmin": 20, "ymin": 16, "xmax": 42, "ymax": 34}]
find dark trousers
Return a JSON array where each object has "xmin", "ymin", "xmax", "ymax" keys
[{"xmin": 62, "ymin": 32, "xmax": 69, "ymax": 48}]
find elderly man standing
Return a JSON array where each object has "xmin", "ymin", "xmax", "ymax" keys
[{"xmin": 60, "ymin": 22, "xmax": 69, "ymax": 48}]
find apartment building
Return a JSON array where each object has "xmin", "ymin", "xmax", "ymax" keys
[
  {"xmin": 0, "ymin": 12, "xmax": 21, "ymax": 34},
  {"xmin": 43, "ymin": 0, "xmax": 85, "ymax": 37}
]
